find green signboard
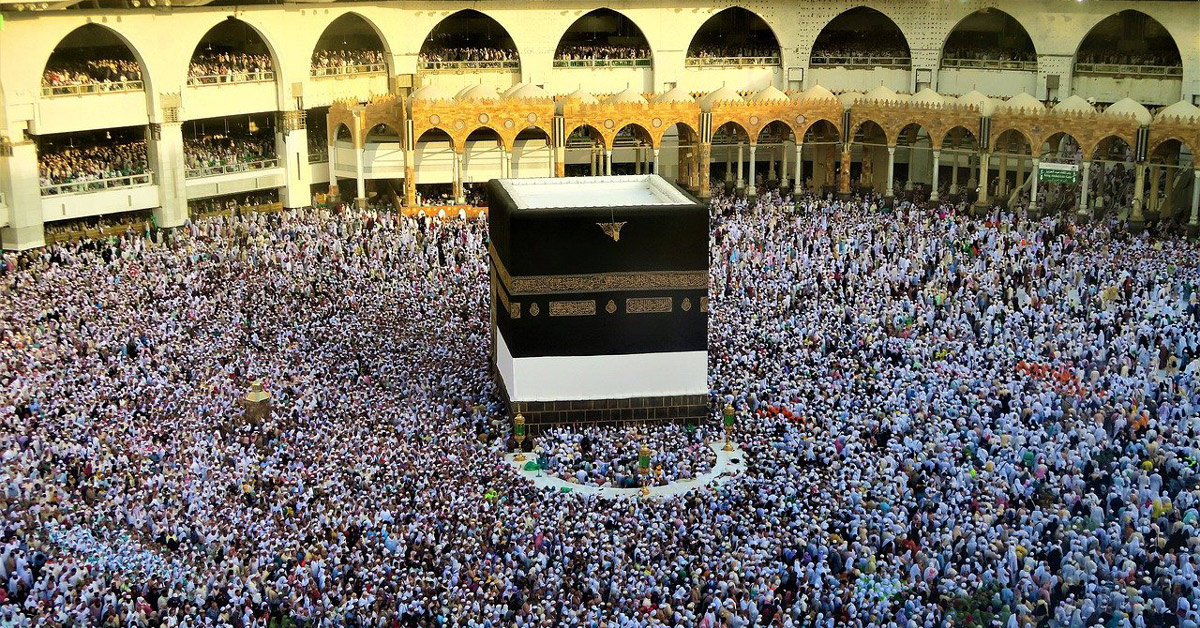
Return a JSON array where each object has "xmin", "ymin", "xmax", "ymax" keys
[{"xmin": 1039, "ymin": 163, "xmax": 1078, "ymax": 184}]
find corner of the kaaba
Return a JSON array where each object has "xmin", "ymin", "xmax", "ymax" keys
[{"xmin": 488, "ymin": 175, "xmax": 710, "ymax": 435}]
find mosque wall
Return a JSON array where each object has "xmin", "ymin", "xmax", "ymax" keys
[{"xmin": 1, "ymin": 0, "xmax": 1198, "ymax": 249}]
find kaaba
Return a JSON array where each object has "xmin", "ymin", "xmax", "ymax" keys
[{"xmin": 487, "ymin": 175, "xmax": 709, "ymax": 431}]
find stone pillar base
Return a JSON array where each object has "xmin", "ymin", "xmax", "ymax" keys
[
  {"xmin": 1128, "ymin": 218, "xmax": 1147, "ymax": 234},
  {"xmin": 355, "ymin": 197, "xmax": 368, "ymax": 210}
]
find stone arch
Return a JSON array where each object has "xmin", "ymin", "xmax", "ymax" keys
[
  {"xmin": 686, "ymin": 7, "xmax": 781, "ymax": 60},
  {"xmin": 1148, "ymin": 136, "xmax": 1195, "ymax": 161},
  {"xmin": 505, "ymin": 121, "xmax": 555, "ymax": 151},
  {"xmin": 465, "ymin": 125, "xmax": 508, "ymax": 150},
  {"xmin": 1073, "ymin": 10, "xmax": 1182, "ymax": 68},
  {"xmin": 754, "ymin": 120, "xmax": 792, "ymax": 145},
  {"xmin": 565, "ymin": 123, "xmax": 608, "ymax": 151},
  {"xmin": 896, "ymin": 122, "xmax": 934, "ymax": 149},
  {"xmin": 852, "ymin": 119, "xmax": 889, "ymax": 147},
  {"xmin": 1091, "ymin": 135, "xmax": 1134, "ymax": 162},
  {"xmin": 613, "ymin": 122, "xmax": 654, "ymax": 146},
  {"xmin": 990, "ymin": 127, "xmax": 1034, "ymax": 155},
  {"xmin": 1039, "ymin": 131, "xmax": 1083, "ymax": 162},
  {"xmin": 420, "ymin": 9, "xmax": 520, "ymax": 70},
  {"xmin": 645, "ymin": 117, "xmax": 699, "ymax": 149},
  {"xmin": 750, "ymin": 118, "xmax": 797, "ymax": 146},
  {"xmin": 941, "ymin": 126, "xmax": 980, "ymax": 150},
  {"xmin": 939, "ymin": 8, "xmax": 1038, "ymax": 65},
  {"xmin": 712, "ymin": 120, "xmax": 751, "ymax": 144},
  {"xmin": 365, "ymin": 122, "xmax": 402, "ymax": 142},
  {"xmin": 311, "ymin": 12, "xmax": 392, "ymax": 75},
  {"xmin": 810, "ymin": 7, "xmax": 911, "ymax": 63},
  {"xmin": 41, "ymin": 23, "xmax": 152, "ymax": 97},
  {"xmin": 555, "ymin": 8, "xmax": 653, "ymax": 67},
  {"xmin": 416, "ymin": 126, "xmax": 456, "ymax": 149},
  {"xmin": 799, "ymin": 117, "xmax": 842, "ymax": 142},
  {"xmin": 187, "ymin": 18, "xmax": 281, "ymax": 86},
  {"xmin": 661, "ymin": 121, "xmax": 701, "ymax": 187}
]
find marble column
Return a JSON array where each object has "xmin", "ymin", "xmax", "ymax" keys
[
  {"xmin": 1029, "ymin": 158, "xmax": 1040, "ymax": 207},
  {"xmin": 1189, "ymin": 169, "xmax": 1200, "ymax": 226},
  {"xmin": 930, "ymin": 150, "xmax": 941, "ymax": 202},
  {"xmin": 885, "ymin": 146, "xmax": 896, "ymax": 198},
  {"xmin": 354, "ymin": 144, "xmax": 366, "ymax": 208},
  {"xmin": 1131, "ymin": 163, "xmax": 1146, "ymax": 222},
  {"xmin": 976, "ymin": 151, "xmax": 990, "ymax": 207},
  {"xmin": 1079, "ymin": 161, "xmax": 1092, "ymax": 216},
  {"xmin": 747, "ymin": 145, "xmax": 758, "ymax": 197},
  {"xmin": 736, "ymin": 143, "xmax": 745, "ymax": 188}
]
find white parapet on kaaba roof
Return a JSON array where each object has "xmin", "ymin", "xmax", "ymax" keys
[{"xmin": 498, "ymin": 175, "xmax": 695, "ymax": 210}]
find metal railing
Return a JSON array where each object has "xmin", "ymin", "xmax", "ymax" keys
[
  {"xmin": 308, "ymin": 150, "xmax": 329, "ymax": 164},
  {"xmin": 809, "ymin": 56, "xmax": 910, "ymax": 69},
  {"xmin": 418, "ymin": 60, "xmax": 519, "ymax": 71},
  {"xmin": 41, "ymin": 80, "xmax": 145, "ymax": 97},
  {"xmin": 310, "ymin": 63, "xmax": 387, "ymax": 78},
  {"xmin": 40, "ymin": 172, "xmax": 154, "ymax": 196},
  {"xmin": 185, "ymin": 158, "xmax": 280, "ymax": 179},
  {"xmin": 553, "ymin": 58, "xmax": 652, "ymax": 69},
  {"xmin": 685, "ymin": 56, "xmax": 780, "ymax": 68},
  {"xmin": 940, "ymin": 58, "xmax": 1037, "ymax": 71},
  {"xmin": 187, "ymin": 71, "xmax": 275, "ymax": 86},
  {"xmin": 1074, "ymin": 63, "xmax": 1182, "ymax": 78}
]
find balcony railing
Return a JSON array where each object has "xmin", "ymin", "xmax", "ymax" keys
[
  {"xmin": 41, "ymin": 172, "xmax": 154, "ymax": 196},
  {"xmin": 187, "ymin": 71, "xmax": 276, "ymax": 86},
  {"xmin": 41, "ymin": 80, "xmax": 145, "ymax": 98},
  {"xmin": 185, "ymin": 158, "xmax": 280, "ymax": 179},
  {"xmin": 308, "ymin": 150, "xmax": 329, "ymax": 164},
  {"xmin": 418, "ymin": 60, "xmax": 520, "ymax": 71},
  {"xmin": 940, "ymin": 58, "xmax": 1037, "ymax": 71},
  {"xmin": 685, "ymin": 56, "xmax": 780, "ymax": 68},
  {"xmin": 809, "ymin": 56, "xmax": 911, "ymax": 69},
  {"xmin": 310, "ymin": 64, "xmax": 387, "ymax": 78},
  {"xmin": 1074, "ymin": 63, "xmax": 1183, "ymax": 78},
  {"xmin": 553, "ymin": 58, "xmax": 652, "ymax": 69}
]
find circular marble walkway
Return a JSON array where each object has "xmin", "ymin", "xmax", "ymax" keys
[{"xmin": 506, "ymin": 441, "xmax": 748, "ymax": 500}]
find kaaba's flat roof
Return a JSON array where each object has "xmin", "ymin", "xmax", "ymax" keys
[{"xmin": 497, "ymin": 175, "xmax": 696, "ymax": 210}]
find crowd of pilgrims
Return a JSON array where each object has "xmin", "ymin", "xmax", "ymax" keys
[
  {"xmin": 940, "ymin": 48, "xmax": 1036, "ymax": 64},
  {"xmin": 1075, "ymin": 52, "xmax": 1181, "ymax": 68},
  {"xmin": 555, "ymin": 45, "xmax": 650, "ymax": 61},
  {"xmin": 187, "ymin": 53, "xmax": 273, "ymax": 83},
  {"xmin": 533, "ymin": 425, "xmax": 719, "ymax": 488},
  {"xmin": 0, "ymin": 182, "xmax": 1199, "ymax": 628},
  {"xmin": 686, "ymin": 46, "xmax": 779, "ymax": 60},
  {"xmin": 310, "ymin": 50, "xmax": 385, "ymax": 74},
  {"xmin": 184, "ymin": 137, "xmax": 277, "ymax": 175},
  {"xmin": 418, "ymin": 47, "xmax": 517, "ymax": 65},
  {"xmin": 41, "ymin": 60, "xmax": 143, "ymax": 90},
  {"xmin": 37, "ymin": 141, "xmax": 149, "ymax": 194}
]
